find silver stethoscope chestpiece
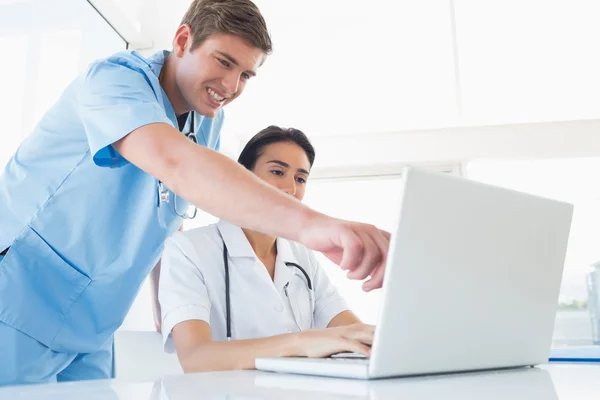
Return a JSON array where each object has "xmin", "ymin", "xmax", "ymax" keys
[{"xmin": 158, "ymin": 182, "xmax": 170, "ymax": 203}]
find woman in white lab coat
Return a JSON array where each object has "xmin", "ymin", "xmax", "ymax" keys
[{"xmin": 158, "ymin": 126, "xmax": 374, "ymax": 373}]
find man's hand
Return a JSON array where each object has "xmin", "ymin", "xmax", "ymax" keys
[{"xmin": 297, "ymin": 216, "xmax": 390, "ymax": 292}]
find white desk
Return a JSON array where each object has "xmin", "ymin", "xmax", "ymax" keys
[{"xmin": 1, "ymin": 364, "xmax": 599, "ymax": 399}]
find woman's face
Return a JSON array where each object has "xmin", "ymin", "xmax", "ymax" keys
[{"xmin": 251, "ymin": 141, "xmax": 311, "ymax": 202}]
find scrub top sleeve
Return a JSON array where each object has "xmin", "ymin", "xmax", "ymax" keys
[
  {"xmin": 309, "ymin": 251, "xmax": 350, "ymax": 329},
  {"xmin": 159, "ymin": 234, "xmax": 212, "ymax": 353},
  {"xmin": 78, "ymin": 59, "xmax": 173, "ymax": 168}
]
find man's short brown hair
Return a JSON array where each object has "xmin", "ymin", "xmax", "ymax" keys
[{"xmin": 180, "ymin": 0, "xmax": 272, "ymax": 54}]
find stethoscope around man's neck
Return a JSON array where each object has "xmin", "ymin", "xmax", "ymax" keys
[
  {"xmin": 221, "ymin": 235, "xmax": 314, "ymax": 341},
  {"xmin": 156, "ymin": 112, "xmax": 199, "ymax": 219}
]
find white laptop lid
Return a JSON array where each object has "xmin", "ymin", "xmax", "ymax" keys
[{"xmin": 368, "ymin": 167, "xmax": 573, "ymax": 378}]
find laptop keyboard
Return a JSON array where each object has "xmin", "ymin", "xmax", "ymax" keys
[
  {"xmin": 284, "ymin": 357, "xmax": 370, "ymax": 365},
  {"xmin": 330, "ymin": 352, "xmax": 368, "ymax": 359},
  {"xmin": 327, "ymin": 357, "xmax": 370, "ymax": 364}
]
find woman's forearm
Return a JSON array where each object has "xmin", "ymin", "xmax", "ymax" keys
[
  {"xmin": 179, "ymin": 333, "xmax": 302, "ymax": 373},
  {"xmin": 327, "ymin": 310, "xmax": 361, "ymax": 327}
]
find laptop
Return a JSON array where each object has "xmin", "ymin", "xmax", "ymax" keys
[{"xmin": 256, "ymin": 166, "xmax": 574, "ymax": 379}]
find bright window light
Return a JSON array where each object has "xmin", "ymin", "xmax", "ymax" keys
[{"xmin": 455, "ymin": 0, "xmax": 600, "ymax": 125}]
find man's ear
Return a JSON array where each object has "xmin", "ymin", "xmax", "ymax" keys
[{"xmin": 173, "ymin": 25, "xmax": 193, "ymax": 58}]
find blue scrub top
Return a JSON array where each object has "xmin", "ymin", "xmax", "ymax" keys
[{"xmin": 0, "ymin": 50, "xmax": 223, "ymax": 353}]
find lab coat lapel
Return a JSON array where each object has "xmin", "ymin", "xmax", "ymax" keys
[{"xmin": 273, "ymin": 239, "xmax": 299, "ymax": 292}]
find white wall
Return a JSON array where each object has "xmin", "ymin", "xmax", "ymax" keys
[
  {"xmin": 88, "ymin": 0, "xmax": 152, "ymax": 48},
  {"xmin": 309, "ymin": 119, "xmax": 600, "ymax": 174},
  {"xmin": 137, "ymin": 0, "xmax": 188, "ymax": 52}
]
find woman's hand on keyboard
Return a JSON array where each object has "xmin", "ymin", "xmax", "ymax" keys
[{"xmin": 293, "ymin": 323, "xmax": 374, "ymax": 358}]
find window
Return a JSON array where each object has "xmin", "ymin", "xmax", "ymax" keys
[
  {"xmin": 465, "ymin": 158, "xmax": 600, "ymax": 348},
  {"xmin": 224, "ymin": 0, "xmax": 458, "ymax": 145},
  {"xmin": 216, "ymin": 1, "xmax": 600, "ymax": 161},
  {"xmin": 455, "ymin": 0, "xmax": 600, "ymax": 125},
  {"xmin": 0, "ymin": 0, "xmax": 126, "ymax": 168}
]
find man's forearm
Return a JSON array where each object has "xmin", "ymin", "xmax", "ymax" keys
[
  {"xmin": 114, "ymin": 123, "xmax": 323, "ymax": 243},
  {"xmin": 169, "ymin": 144, "xmax": 321, "ymax": 242}
]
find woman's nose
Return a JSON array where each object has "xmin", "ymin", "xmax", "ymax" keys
[{"xmin": 282, "ymin": 180, "xmax": 296, "ymax": 196}]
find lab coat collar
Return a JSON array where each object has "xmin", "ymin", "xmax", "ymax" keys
[
  {"xmin": 217, "ymin": 219, "xmax": 256, "ymax": 258},
  {"xmin": 216, "ymin": 220, "xmax": 302, "ymax": 286}
]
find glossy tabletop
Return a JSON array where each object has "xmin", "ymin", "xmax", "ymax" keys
[{"xmin": 1, "ymin": 363, "xmax": 599, "ymax": 400}]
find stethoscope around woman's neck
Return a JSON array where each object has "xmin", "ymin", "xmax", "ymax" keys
[{"xmin": 221, "ymin": 235, "xmax": 314, "ymax": 341}]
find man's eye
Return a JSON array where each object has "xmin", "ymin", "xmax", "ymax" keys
[{"xmin": 217, "ymin": 58, "xmax": 230, "ymax": 67}]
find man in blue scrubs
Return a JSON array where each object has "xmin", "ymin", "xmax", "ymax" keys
[{"xmin": 0, "ymin": 0, "xmax": 390, "ymax": 385}]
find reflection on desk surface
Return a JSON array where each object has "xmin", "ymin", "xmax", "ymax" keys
[
  {"xmin": 3, "ymin": 364, "xmax": 600, "ymax": 400},
  {"xmin": 158, "ymin": 367, "xmax": 556, "ymax": 400}
]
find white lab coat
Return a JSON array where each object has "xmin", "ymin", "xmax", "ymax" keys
[{"xmin": 159, "ymin": 219, "xmax": 349, "ymax": 353}]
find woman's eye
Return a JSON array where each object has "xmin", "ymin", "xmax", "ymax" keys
[
  {"xmin": 296, "ymin": 177, "xmax": 307, "ymax": 184},
  {"xmin": 217, "ymin": 58, "xmax": 230, "ymax": 67},
  {"xmin": 271, "ymin": 170, "xmax": 284, "ymax": 176},
  {"xmin": 241, "ymin": 72, "xmax": 250, "ymax": 80}
]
